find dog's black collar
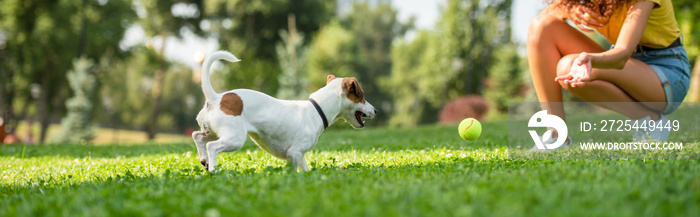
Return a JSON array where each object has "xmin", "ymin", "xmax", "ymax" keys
[{"xmin": 309, "ymin": 98, "xmax": 329, "ymax": 129}]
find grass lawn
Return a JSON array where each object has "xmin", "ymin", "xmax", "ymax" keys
[
  {"xmin": 1, "ymin": 120, "xmax": 699, "ymax": 216},
  {"xmin": 10, "ymin": 123, "xmax": 191, "ymax": 145}
]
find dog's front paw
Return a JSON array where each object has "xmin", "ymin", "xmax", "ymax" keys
[{"xmin": 200, "ymin": 159, "xmax": 209, "ymax": 168}]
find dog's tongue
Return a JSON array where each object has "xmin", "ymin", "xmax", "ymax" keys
[{"xmin": 355, "ymin": 111, "xmax": 365, "ymax": 127}]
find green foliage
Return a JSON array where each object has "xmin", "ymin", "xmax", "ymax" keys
[
  {"xmin": 276, "ymin": 19, "xmax": 310, "ymax": 100},
  {"xmin": 138, "ymin": 0, "xmax": 204, "ymax": 38},
  {"xmin": 307, "ymin": 20, "xmax": 357, "ymax": 89},
  {"xmin": 203, "ymin": 0, "xmax": 335, "ymax": 96},
  {"xmin": 307, "ymin": 3, "xmax": 413, "ymax": 125},
  {"xmin": 384, "ymin": 0, "xmax": 515, "ymax": 127},
  {"xmin": 136, "ymin": 0, "xmax": 208, "ymax": 139},
  {"xmin": 203, "ymin": 0, "xmax": 334, "ymax": 60},
  {"xmin": 50, "ymin": 58, "xmax": 96, "ymax": 144},
  {"xmin": 484, "ymin": 45, "xmax": 523, "ymax": 113},
  {"xmin": 339, "ymin": 3, "xmax": 414, "ymax": 124},
  {"xmin": 674, "ymin": 0, "xmax": 700, "ymax": 61},
  {"xmin": 214, "ymin": 55, "xmax": 281, "ymax": 96},
  {"xmin": 97, "ymin": 47, "xmax": 159, "ymax": 131},
  {"xmin": 382, "ymin": 31, "xmax": 449, "ymax": 127},
  {"xmin": 674, "ymin": 1, "xmax": 700, "ymax": 102},
  {"xmin": 97, "ymin": 46, "xmax": 203, "ymax": 133},
  {"xmin": 1, "ymin": 121, "xmax": 699, "ymax": 216},
  {"xmin": 160, "ymin": 63, "xmax": 206, "ymax": 133},
  {"xmin": 439, "ymin": 0, "xmax": 514, "ymax": 95},
  {"xmin": 0, "ymin": 0, "xmax": 136, "ymax": 142}
]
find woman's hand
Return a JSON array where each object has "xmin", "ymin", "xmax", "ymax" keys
[
  {"xmin": 555, "ymin": 52, "xmax": 592, "ymax": 87},
  {"xmin": 565, "ymin": 3, "xmax": 607, "ymax": 32}
]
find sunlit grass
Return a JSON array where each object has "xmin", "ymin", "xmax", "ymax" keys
[
  {"xmin": 9, "ymin": 123, "xmax": 190, "ymax": 145},
  {"xmin": 1, "ymin": 121, "xmax": 699, "ymax": 216}
]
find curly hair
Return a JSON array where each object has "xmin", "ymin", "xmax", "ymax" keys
[{"xmin": 547, "ymin": 0, "xmax": 625, "ymax": 18}]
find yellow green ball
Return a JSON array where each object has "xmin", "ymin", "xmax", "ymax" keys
[{"xmin": 458, "ymin": 118, "xmax": 482, "ymax": 141}]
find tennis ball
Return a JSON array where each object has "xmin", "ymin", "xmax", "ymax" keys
[{"xmin": 458, "ymin": 118, "xmax": 482, "ymax": 141}]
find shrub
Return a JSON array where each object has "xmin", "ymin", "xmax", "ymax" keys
[
  {"xmin": 439, "ymin": 95, "xmax": 489, "ymax": 124},
  {"xmin": 50, "ymin": 58, "xmax": 95, "ymax": 144}
]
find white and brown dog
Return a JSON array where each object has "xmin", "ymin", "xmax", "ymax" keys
[{"xmin": 192, "ymin": 51, "xmax": 376, "ymax": 172}]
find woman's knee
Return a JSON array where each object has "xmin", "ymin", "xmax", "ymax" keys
[
  {"xmin": 556, "ymin": 55, "xmax": 577, "ymax": 77},
  {"xmin": 556, "ymin": 55, "xmax": 578, "ymax": 89},
  {"xmin": 527, "ymin": 13, "xmax": 563, "ymax": 46}
]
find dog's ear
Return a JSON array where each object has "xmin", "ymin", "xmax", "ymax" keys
[
  {"xmin": 326, "ymin": 74, "xmax": 337, "ymax": 84},
  {"xmin": 342, "ymin": 77, "xmax": 365, "ymax": 103}
]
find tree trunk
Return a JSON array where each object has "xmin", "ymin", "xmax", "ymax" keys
[
  {"xmin": 77, "ymin": 0, "xmax": 87, "ymax": 57},
  {"xmin": 38, "ymin": 55, "xmax": 52, "ymax": 143},
  {"xmin": 688, "ymin": 56, "xmax": 700, "ymax": 102},
  {"xmin": 146, "ymin": 33, "xmax": 167, "ymax": 140},
  {"xmin": 1, "ymin": 51, "xmax": 18, "ymax": 142},
  {"xmin": 0, "ymin": 51, "xmax": 10, "ymax": 143}
]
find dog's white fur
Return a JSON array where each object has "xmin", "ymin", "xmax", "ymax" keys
[{"xmin": 192, "ymin": 51, "xmax": 376, "ymax": 172}]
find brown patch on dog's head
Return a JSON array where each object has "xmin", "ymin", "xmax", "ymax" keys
[
  {"xmin": 341, "ymin": 77, "xmax": 365, "ymax": 103},
  {"xmin": 220, "ymin": 93, "xmax": 243, "ymax": 116},
  {"xmin": 327, "ymin": 74, "xmax": 337, "ymax": 84}
]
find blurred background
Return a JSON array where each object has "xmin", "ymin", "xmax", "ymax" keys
[{"xmin": 1, "ymin": 0, "xmax": 700, "ymax": 145}]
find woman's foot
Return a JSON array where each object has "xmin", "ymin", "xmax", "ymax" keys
[
  {"xmin": 633, "ymin": 113, "xmax": 670, "ymax": 142},
  {"xmin": 529, "ymin": 129, "xmax": 573, "ymax": 152}
]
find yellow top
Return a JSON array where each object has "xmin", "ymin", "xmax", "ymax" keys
[{"xmin": 598, "ymin": 0, "xmax": 680, "ymax": 48}]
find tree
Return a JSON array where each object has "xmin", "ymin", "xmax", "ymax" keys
[
  {"xmin": 50, "ymin": 58, "xmax": 96, "ymax": 144},
  {"xmin": 0, "ymin": 0, "xmax": 136, "ymax": 143},
  {"xmin": 484, "ymin": 45, "xmax": 523, "ymax": 114},
  {"xmin": 306, "ymin": 2, "xmax": 413, "ymax": 125},
  {"xmin": 137, "ymin": 0, "xmax": 205, "ymax": 140},
  {"xmin": 160, "ymin": 62, "xmax": 206, "ymax": 133},
  {"xmin": 307, "ymin": 20, "xmax": 357, "ymax": 89},
  {"xmin": 202, "ymin": 0, "xmax": 335, "ymax": 96},
  {"xmin": 439, "ymin": 0, "xmax": 514, "ymax": 95},
  {"xmin": 383, "ymin": 0, "xmax": 515, "ymax": 127},
  {"xmin": 340, "ymin": 3, "xmax": 414, "ymax": 125},
  {"xmin": 96, "ymin": 46, "xmax": 160, "ymax": 134},
  {"xmin": 381, "ymin": 31, "xmax": 445, "ymax": 127},
  {"xmin": 95, "ymin": 44, "xmax": 205, "ymax": 137},
  {"xmin": 674, "ymin": 1, "xmax": 700, "ymax": 102},
  {"xmin": 276, "ymin": 14, "xmax": 310, "ymax": 100}
]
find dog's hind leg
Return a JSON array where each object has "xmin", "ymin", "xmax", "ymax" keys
[
  {"xmin": 300, "ymin": 156, "xmax": 310, "ymax": 172},
  {"xmin": 286, "ymin": 149, "xmax": 310, "ymax": 172},
  {"xmin": 192, "ymin": 131, "xmax": 210, "ymax": 168},
  {"xmin": 206, "ymin": 129, "xmax": 247, "ymax": 172}
]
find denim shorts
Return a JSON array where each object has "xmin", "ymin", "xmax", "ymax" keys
[{"xmin": 631, "ymin": 46, "xmax": 691, "ymax": 114}]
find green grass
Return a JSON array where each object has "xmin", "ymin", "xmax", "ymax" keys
[
  {"xmin": 11, "ymin": 123, "xmax": 191, "ymax": 145},
  {"xmin": 1, "ymin": 120, "xmax": 699, "ymax": 216}
]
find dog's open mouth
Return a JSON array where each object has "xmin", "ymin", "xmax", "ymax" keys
[{"xmin": 355, "ymin": 111, "xmax": 368, "ymax": 127}]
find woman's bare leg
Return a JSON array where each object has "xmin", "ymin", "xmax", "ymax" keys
[
  {"xmin": 527, "ymin": 11, "xmax": 606, "ymax": 123},
  {"xmin": 556, "ymin": 54, "xmax": 666, "ymax": 120}
]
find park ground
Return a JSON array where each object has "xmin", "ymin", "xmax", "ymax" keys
[{"xmin": 1, "ymin": 119, "xmax": 699, "ymax": 216}]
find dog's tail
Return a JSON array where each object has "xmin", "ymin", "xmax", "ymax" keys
[{"xmin": 201, "ymin": 50, "xmax": 241, "ymax": 101}]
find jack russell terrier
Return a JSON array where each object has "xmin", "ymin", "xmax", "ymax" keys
[{"xmin": 192, "ymin": 51, "xmax": 377, "ymax": 172}]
